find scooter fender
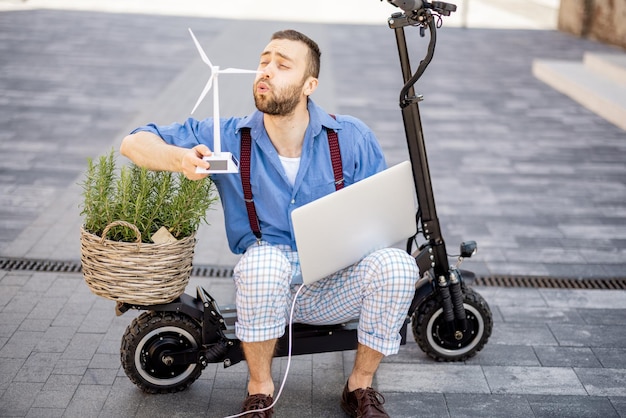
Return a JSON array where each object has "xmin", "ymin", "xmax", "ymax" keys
[
  {"xmin": 409, "ymin": 274, "xmax": 436, "ymax": 315},
  {"xmin": 115, "ymin": 292, "xmax": 205, "ymax": 321},
  {"xmin": 457, "ymin": 268, "xmax": 477, "ymax": 284}
]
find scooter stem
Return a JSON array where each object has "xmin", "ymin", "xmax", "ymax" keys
[{"xmin": 389, "ymin": 11, "xmax": 450, "ymax": 278}]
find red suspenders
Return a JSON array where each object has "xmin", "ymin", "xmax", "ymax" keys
[
  {"xmin": 240, "ymin": 128, "xmax": 262, "ymax": 239},
  {"xmin": 239, "ymin": 116, "xmax": 343, "ymax": 240}
]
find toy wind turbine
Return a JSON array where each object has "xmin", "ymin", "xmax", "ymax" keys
[{"xmin": 189, "ymin": 28, "xmax": 259, "ymax": 174}]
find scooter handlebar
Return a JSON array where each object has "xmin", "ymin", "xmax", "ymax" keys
[{"xmin": 386, "ymin": 0, "xmax": 457, "ymax": 16}]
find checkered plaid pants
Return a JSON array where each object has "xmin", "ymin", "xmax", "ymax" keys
[{"xmin": 233, "ymin": 242, "xmax": 417, "ymax": 356}]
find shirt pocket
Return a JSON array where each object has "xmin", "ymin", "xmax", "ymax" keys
[{"xmin": 297, "ymin": 176, "xmax": 337, "ymax": 204}]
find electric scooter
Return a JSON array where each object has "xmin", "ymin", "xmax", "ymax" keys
[{"xmin": 115, "ymin": 0, "xmax": 493, "ymax": 394}]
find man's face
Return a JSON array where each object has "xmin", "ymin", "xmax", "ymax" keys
[{"xmin": 253, "ymin": 39, "xmax": 315, "ymax": 116}]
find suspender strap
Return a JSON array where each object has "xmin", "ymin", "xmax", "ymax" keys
[
  {"xmin": 327, "ymin": 114, "xmax": 344, "ymax": 190},
  {"xmin": 240, "ymin": 128, "xmax": 262, "ymax": 239},
  {"xmin": 239, "ymin": 115, "xmax": 343, "ymax": 240}
]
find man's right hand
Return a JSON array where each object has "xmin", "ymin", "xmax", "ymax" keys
[{"xmin": 181, "ymin": 144, "xmax": 212, "ymax": 180}]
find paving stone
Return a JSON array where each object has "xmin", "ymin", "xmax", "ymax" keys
[
  {"xmin": 14, "ymin": 352, "xmax": 60, "ymax": 383},
  {"xmin": 0, "ymin": 381, "xmax": 44, "ymax": 417},
  {"xmin": 579, "ymin": 308, "xmax": 626, "ymax": 326},
  {"xmin": 469, "ymin": 344, "xmax": 540, "ymax": 367},
  {"xmin": 31, "ymin": 387, "xmax": 76, "ymax": 409},
  {"xmin": 208, "ymin": 365, "xmax": 249, "ymax": 390},
  {"xmin": 0, "ymin": 357, "xmax": 25, "ymax": 391},
  {"xmin": 490, "ymin": 323, "xmax": 559, "ymax": 346},
  {"xmin": 0, "ymin": 272, "xmax": 31, "ymax": 286},
  {"xmin": 80, "ymin": 368, "xmax": 119, "ymax": 386},
  {"xmin": 445, "ymin": 393, "xmax": 534, "ymax": 418},
  {"xmin": 0, "ymin": 285, "xmax": 20, "ymax": 310},
  {"xmin": 41, "ymin": 373, "xmax": 82, "ymax": 392},
  {"xmin": 24, "ymin": 407, "xmax": 65, "ymax": 418},
  {"xmin": 275, "ymin": 373, "xmax": 313, "ymax": 415},
  {"xmin": 51, "ymin": 358, "xmax": 90, "ymax": 376},
  {"xmin": 534, "ymin": 346, "xmax": 603, "ymax": 368},
  {"xmin": 312, "ymin": 366, "xmax": 345, "ymax": 404},
  {"xmin": 0, "ymin": 330, "xmax": 45, "ymax": 359},
  {"xmin": 0, "ymin": 317, "xmax": 20, "ymax": 338},
  {"xmin": 527, "ymin": 394, "xmax": 621, "ymax": 418},
  {"xmin": 498, "ymin": 306, "xmax": 585, "ymax": 324},
  {"xmin": 18, "ymin": 317, "xmax": 53, "ymax": 332},
  {"xmin": 77, "ymin": 307, "xmax": 116, "ymax": 334},
  {"xmin": 207, "ymin": 387, "xmax": 246, "ymax": 418},
  {"xmin": 2, "ymin": 290, "xmax": 36, "ymax": 316},
  {"xmin": 549, "ymin": 324, "xmax": 626, "ymax": 348},
  {"xmin": 60, "ymin": 332, "xmax": 104, "ymax": 361},
  {"xmin": 20, "ymin": 272, "xmax": 56, "ymax": 294},
  {"xmin": 483, "ymin": 366, "xmax": 587, "ymax": 395},
  {"xmin": 88, "ymin": 353, "xmax": 120, "ymax": 370},
  {"xmin": 382, "ymin": 340, "xmax": 448, "ymax": 364},
  {"xmin": 471, "ymin": 287, "xmax": 548, "ymax": 308},
  {"xmin": 35, "ymin": 325, "xmax": 75, "ymax": 353},
  {"xmin": 575, "ymin": 368, "xmax": 626, "ymax": 397},
  {"xmin": 307, "ymin": 350, "xmax": 344, "ymax": 369},
  {"xmin": 384, "ymin": 392, "xmax": 448, "ymax": 418},
  {"xmin": 592, "ymin": 348, "xmax": 626, "ymax": 369},
  {"xmin": 610, "ymin": 397, "xmax": 626, "ymax": 417},
  {"xmin": 45, "ymin": 276, "xmax": 86, "ymax": 299},
  {"xmin": 377, "ymin": 363, "xmax": 491, "ymax": 394},
  {"xmin": 62, "ymin": 384, "xmax": 112, "ymax": 418},
  {"xmin": 99, "ymin": 377, "xmax": 143, "ymax": 418},
  {"xmin": 540, "ymin": 289, "xmax": 626, "ymax": 310},
  {"xmin": 26, "ymin": 298, "xmax": 67, "ymax": 322},
  {"xmin": 134, "ymin": 379, "xmax": 212, "ymax": 418}
]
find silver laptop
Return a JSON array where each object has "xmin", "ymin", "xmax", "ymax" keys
[{"xmin": 291, "ymin": 160, "xmax": 417, "ymax": 285}]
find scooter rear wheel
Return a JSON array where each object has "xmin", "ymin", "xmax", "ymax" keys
[
  {"xmin": 120, "ymin": 311, "xmax": 203, "ymax": 393},
  {"xmin": 412, "ymin": 286, "xmax": 492, "ymax": 362}
]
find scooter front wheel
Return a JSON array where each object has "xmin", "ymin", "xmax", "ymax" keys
[
  {"xmin": 412, "ymin": 286, "xmax": 492, "ymax": 361},
  {"xmin": 120, "ymin": 311, "xmax": 203, "ymax": 393}
]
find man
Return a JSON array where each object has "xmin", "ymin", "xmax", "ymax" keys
[{"xmin": 121, "ymin": 29, "xmax": 417, "ymax": 418}]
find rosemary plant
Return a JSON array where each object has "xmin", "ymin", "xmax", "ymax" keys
[{"xmin": 80, "ymin": 150, "xmax": 217, "ymax": 243}]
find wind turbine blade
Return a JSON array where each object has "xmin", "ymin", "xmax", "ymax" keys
[
  {"xmin": 188, "ymin": 28, "xmax": 213, "ymax": 68},
  {"xmin": 220, "ymin": 68, "xmax": 261, "ymax": 74},
  {"xmin": 191, "ymin": 76, "xmax": 213, "ymax": 115}
]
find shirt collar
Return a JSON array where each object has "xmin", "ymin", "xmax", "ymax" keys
[{"xmin": 235, "ymin": 99, "xmax": 341, "ymax": 137}]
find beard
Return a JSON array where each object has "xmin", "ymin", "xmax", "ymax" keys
[{"xmin": 253, "ymin": 79, "xmax": 303, "ymax": 116}]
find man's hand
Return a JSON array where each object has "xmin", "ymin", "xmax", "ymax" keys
[{"xmin": 181, "ymin": 144, "xmax": 213, "ymax": 180}]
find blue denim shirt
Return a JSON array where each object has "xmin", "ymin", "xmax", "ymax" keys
[{"xmin": 132, "ymin": 100, "xmax": 387, "ymax": 254}]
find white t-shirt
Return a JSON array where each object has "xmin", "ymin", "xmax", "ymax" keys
[{"xmin": 279, "ymin": 155, "xmax": 301, "ymax": 187}]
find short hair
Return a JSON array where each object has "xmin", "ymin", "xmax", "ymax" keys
[{"xmin": 271, "ymin": 29, "xmax": 321, "ymax": 79}]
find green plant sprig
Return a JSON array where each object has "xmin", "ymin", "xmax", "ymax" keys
[{"xmin": 80, "ymin": 149, "xmax": 217, "ymax": 243}]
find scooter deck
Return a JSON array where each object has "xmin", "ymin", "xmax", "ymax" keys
[
  {"xmin": 219, "ymin": 305, "xmax": 408, "ymax": 358},
  {"xmin": 117, "ymin": 288, "xmax": 408, "ymax": 367}
]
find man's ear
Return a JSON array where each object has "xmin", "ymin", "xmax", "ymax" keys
[{"xmin": 303, "ymin": 76, "xmax": 319, "ymax": 96}]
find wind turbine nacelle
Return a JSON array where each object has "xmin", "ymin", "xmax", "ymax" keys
[{"xmin": 195, "ymin": 152, "xmax": 240, "ymax": 174}]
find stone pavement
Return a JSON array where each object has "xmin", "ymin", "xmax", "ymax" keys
[
  {"xmin": 1, "ymin": 271, "xmax": 626, "ymax": 417},
  {"xmin": 1, "ymin": 1, "xmax": 625, "ymax": 417}
]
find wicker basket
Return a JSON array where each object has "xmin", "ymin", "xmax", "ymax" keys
[{"xmin": 80, "ymin": 220, "xmax": 195, "ymax": 305}]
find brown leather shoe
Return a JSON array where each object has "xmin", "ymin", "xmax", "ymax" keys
[
  {"xmin": 340, "ymin": 382, "xmax": 389, "ymax": 417},
  {"xmin": 240, "ymin": 393, "xmax": 274, "ymax": 417}
]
